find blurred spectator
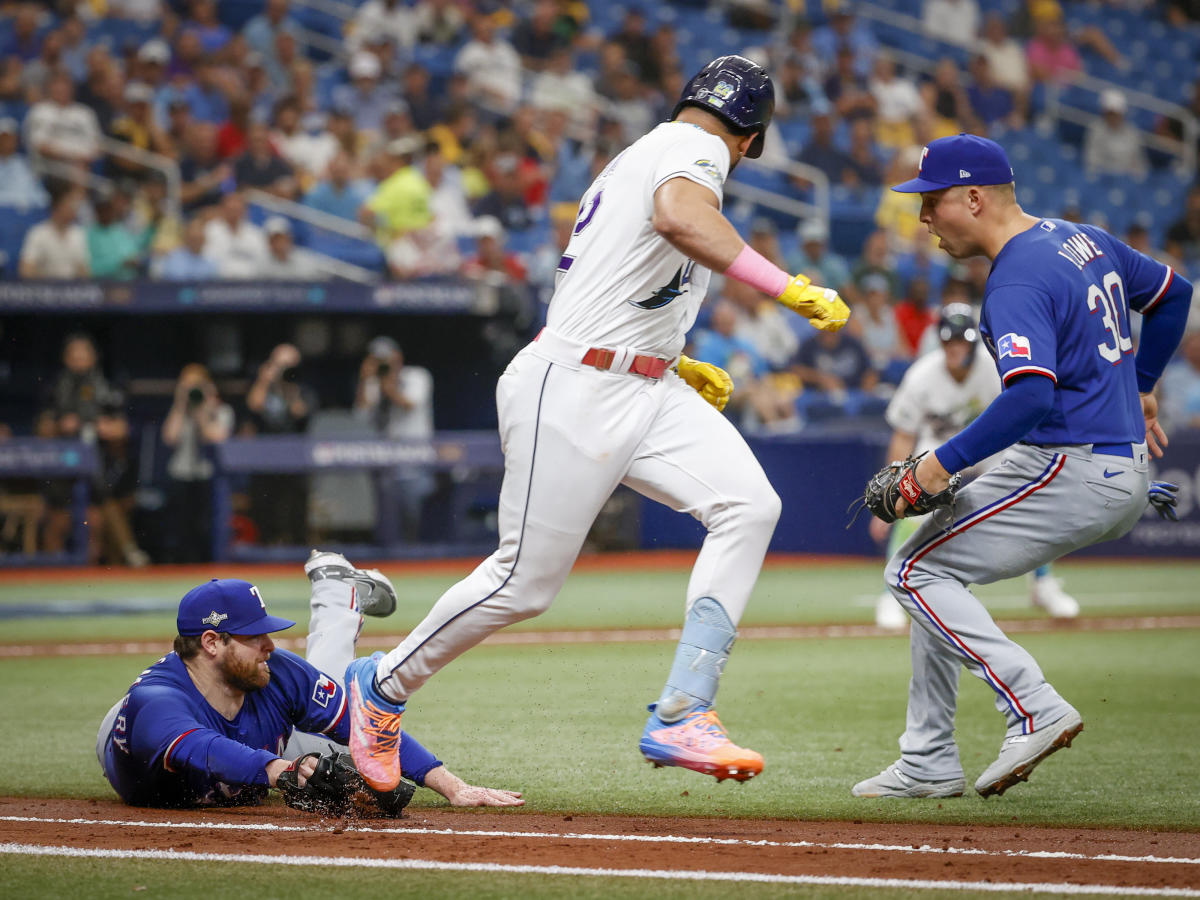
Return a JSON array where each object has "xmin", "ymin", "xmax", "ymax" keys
[
  {"xmin": 364, "ymin": 136, "xmax": 434, "ymax": 238},
  {"xmin": 0, "ymin": 3, "xmax": 45, "ymax": 62},
  {"xmin": 427, "ymin": 102, "xmax": 478, "ymax": 166},
  {"xmin": 922, "ymin": 0, "xmax": 981, "ymax": 47},
  {"xmin": 165, "ymin": 97, "xmax": 194, "ymax": 155},
  {"xmin": 849, "ymin": 273, "xmax": 909, "ymax": 372},
  {"xmin": 1167, "ymin": 0, "xmax": 1200, "ymax": 24},
  {"xmin": 793, "ymin": 328, "xmax": 880, "ymax": 395},
  {"xmin": 332, "ymin": 51, "xmax": 399, "ymax": 136},
  {"xmin": 454, "ymin": 13, "xmax": 522, "ymax": 113},
  {"xmin": 512, "ymin": 0, "xmax": 569, "ymax": 71},
  {"xmin": 530, "ymin": 47, "xmax": 598, "ymax": 133},
  {"xmin": 109, "ymin": 0, "xmax": 164, "ymax": 24},
  {"xmin": 425, "ymin": 143, "xmax": 474, "ymax": 238},
  {"xmin": 845, "ymin": 117, "xmax": 884, "ymax": 187},
  {"xmin": 693, "ymin": 300, "xmax": 798, "ymax": 431},
  {"xmin": 1161, "ymin": 331, "xmax": 1200, "ymax": 430},
  {"xmin": 473, "ymin": 152, "xmax": 537, "ymax": 232},
  {"xmin": 1166, "ymin": 186, "xmax": 1200, "ymax": 268},
  {"xmin": 272, "ymin": 96, "xmax": 339, "ymax": 185},
  {"xmin": 244, "ymin": 0, "xmax": 302, "ymax": 61},
  {"xmin": 387, "ymin": 223, "xmax": 462, "ymax": 279},
  {"xmin": 351, "ymin": 0, "xmax": 417, "ymax": 53},
  {"xmin": 134, "ymin": 39, "xmax": 171, "ymax": 90},
  {"xmin": 979, "ymin": 14, "xmax": 1030, "ymax": 97},
  {"xmin": 24, "ymin": 70, "xmax": 102, "ymax": 165},
  {"xmin": 1026, "ymin": 9, "xmax": 1082, "ymax": 84},
  {"xmin": 363, "ymin": 100, "xmax": 417, "ymax": 164},
  {"xmin": 109, "ymin": 82, "xmax": 174, "ymax": 178},
  {"xmin": 869, "ymin": 57, "xmax": 922, "ymax": 148},
  {"xmin": 216, "ymin": 95, "xmax": 253, "ymax": 160},
  {"xmin": 462, "ymin": 215, "xmax": 527, "ymax": 282},
  {"xmin": 790, "ymin": 219, "xmax": 851, "ymax": 295},
  {"xmin": 850, "ymin": 229, "xmax": 900, "ymax": 298},
  {"xmin": 184, "ymin": 0, "xmax": 233, "ymax": 55},
  {"xmin": 1084, "ymin": 89, "xmax": 1147, "ymax": 177},
  {"xmin": 798, "ymin": 111, "xmax": 856, "ymax": 185},
  {"xmin": 966, "ymin": 55, "xmax": 1016, "ymax": 127},
  {"xmin": 414, "ymin": 0, "xmax": 469, "ymax": 44},
  {"xmin": 243, "ymin": 342, "xmax": 315, "ymax": 545},
  {"xmin": 204, "ymin": 190, "xmax": 270, "ymax": 278},
  {"xmin": 823, "ymin": 47, "xmax": 876, "ymax": 121},
  {"xmin": 19, "ymin": 187, "xmax": 89, "ymax": 278},
  {"xmin": 172, "ymin": 56, "xmax": 231, "ymax": 125},
  {"xmin": 775, "ymin": 46, "xmax": 825, "ymax": 120},
  {"xmin": 607, "ymin": 64, "xmax": 656, "ymax": 145},
  {"xmin": 747, "ymin": 218, "xmax": 786, "ymax": 269},
  {"xmin": 234, "ymin": 119, "xmax": 297, "ymax": 198},
  {"xmin": 20, "ymin": 25, "xmax": 65, "ymax": 99},
  {"xmin": 895, "ymin": 276, "xmax": 938, "ymax": 354},
  {"xmin": 58, "ymin": 14, "xmax": 89, "ymax": 83},
  {"xmin": 354, "ymin": 336, "xmax": 435, "ymax": 539},
  {"xmin": 923, "ymin": 57, "xmax": 972, "ymax": 130},
  {"xmin": 44, "ymin": 334, "xmax": 148, "ymax": 567},
  {"xmin": 812, "ymin": 8, "xmax": 879, "ymax": 79},
  {"xmin": 0, "ymin": 117, "xmax": 49, "ymax": 211},
  {"xmin": 179, "ymin": 120, "xmax": 233, "ymax": 213},
  {"xmin": 399, "ymin": 63, "xmax": 443, "ymax": 131},
  {"xmin": 76, "ymin": 47, "xmax": 125, "ymax": 134},
  {"xmin": 87, "ymin": 186, "xmax": 153, "ymax": 280},
  {"xmin": 303, "ymin": 150, "xmax": 375, "ymax": 222},
  {"xmin": 724, "ymin": 279, "xmax": 800, "ymax": 372},
  {"xmin": 611, "ymin": 8, "xmax": 656, "ymax": 83},
  {"xmin": 155, "ymin": 217, "xmax": 220, "ymax": 280},
  {"xmin": 259, "ymin": 216, "xmax": 323, "ymax": 280},
  {"xmin": 161, "ymin": 363, "xmax": 233, "ymax": 562}
]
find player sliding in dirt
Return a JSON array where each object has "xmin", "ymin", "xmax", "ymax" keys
[{"xmin": 96, "ymin": 552, "xmax": 522, "ymax": 813}]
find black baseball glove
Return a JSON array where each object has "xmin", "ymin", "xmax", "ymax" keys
[
  {"xmin": 277, "ymin": 750, "xmax": 416, "ymax": 817},
  {"xmin": 862, "ymin": 453, "xmax": 962, "ymax": 524}
]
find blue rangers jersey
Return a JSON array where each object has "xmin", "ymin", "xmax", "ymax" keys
[
  {"xmin": 980, "ymin": 218, "xmax": 1177, "ymax": 445},
  {"xmin": 101, "ymin": 650, "xmax": 438, "ymax": 807}
]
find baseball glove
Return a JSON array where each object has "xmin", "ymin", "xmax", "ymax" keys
[
  {"xmin": 861, "ymin": 453, "xmax": 962, "ymax": 524},
  {"xmin": 277, "ymin": 749, "xmax": 416, "ymax": 817}
]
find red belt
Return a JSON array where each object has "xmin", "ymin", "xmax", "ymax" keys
[{"xmin": 580, "ymin": 347, "xmax": 670, "ymax": 379}]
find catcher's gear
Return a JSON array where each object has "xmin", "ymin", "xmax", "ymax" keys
[
  {"xmin": 673, "ymin": 55, "xmax": 774, "ymax": 159},
  {"xmin": 862, "ymin": 453, "xmax": 962, "ymax": 524},
  {"xmin": 1148, "ymin": 481, "xmax": 1179, "ymax": 521},
  {"xmin": 776, "ymin": 273, "xmax": 850, "ymax": 332},
  {"xmin": 277, "ymin": 749, "xmax": 415, "ymax": 817},
  {"xmin": 677, "ymin": 354, "xmax": 733, "ymax": 411}
]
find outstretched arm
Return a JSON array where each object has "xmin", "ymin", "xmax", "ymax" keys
[{"xmin": 423, "ymin": 765, "xmax": 525, "ymax": 807}]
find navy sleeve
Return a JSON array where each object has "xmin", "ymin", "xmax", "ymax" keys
[
  {"xmin": 1135, "ymin": 274, "xmax": 1193, "ymax": 393},
  {"xmin": 398, "ymin": 731, "xmax": 443, "ymax": 786},
  {"xmin": 982, "ymin": 285, "xmax": 1059, "ymax": 386},
  {"xmin": 936, "ymin": 375, "xmax": 1056, "ymax": 473}
]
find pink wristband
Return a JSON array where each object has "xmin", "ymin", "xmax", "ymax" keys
[{"xmin": 724, "ymin": 244, "xmax": 790, "ymax": 298}]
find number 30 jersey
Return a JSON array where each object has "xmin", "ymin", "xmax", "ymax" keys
[
  {"xmin": 546, "ymin": 121, "xmax": 731, "ymax": 359},
  {"xmin": 979, "ymin": 217, "xmax": 1177, "ymax": 445}
]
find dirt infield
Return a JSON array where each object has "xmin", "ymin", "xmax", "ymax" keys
[{"xmin": 3, "ymin": 797, "xmax": 1198, "ymax": 894}]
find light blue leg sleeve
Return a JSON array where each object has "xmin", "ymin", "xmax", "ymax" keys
[
  {"xmin": 1034, "ymin": 564, "xmax": 1052, "ymax": 578},
  {"xmin": 655, "ymin": 597, "xmax": 736, "ymax": 723}
]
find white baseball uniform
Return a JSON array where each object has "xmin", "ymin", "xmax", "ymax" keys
[
  {"xmin": 886, "ymin": 348, "xmax": 1001, "ymax": 457},
  {"xmin": 376, "ymin": 122, "xmax": 782, "ymax": 702}
]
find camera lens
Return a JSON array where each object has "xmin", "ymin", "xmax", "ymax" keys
[{"xmin": 188, "ymin": 387, "xmax": 204, "ymax": 405}]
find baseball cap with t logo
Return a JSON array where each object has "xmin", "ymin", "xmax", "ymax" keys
[
  {"xmin": 891, "ymin": 133, "xmax": 1014, "ymax": 193},
  {"xmin": 176, "ymin": 579, "xmax": 296, "ymax": 635}
]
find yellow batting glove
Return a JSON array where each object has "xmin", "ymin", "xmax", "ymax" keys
[
  {"xmin": 776, "ymin": 273, "xmax": 851, "ymax": 332},
  {"xmin": 677, "ymin": 354, "xmax": 734, "ymax": 412}
]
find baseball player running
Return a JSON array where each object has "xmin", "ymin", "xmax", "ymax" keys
[
  {"xmin": 871, "ymin": 305, "xmax": 1080, "ymax": 629},
  {"xmin": 344, "ymin": 55, "xmax": 849, "ymax": 791},
  {"xmin": 854, "ymin": 134, "xmax": 1191, "ymax": 799},
  {"xmin": 97, "ymin": 553, "xmax": 522, "ymax": 809}
]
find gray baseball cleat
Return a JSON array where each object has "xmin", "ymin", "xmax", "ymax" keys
[
  {"xmin": 851, "ymin": 762, "xmax": 965, "ymax": 798},
  {"xmin": 975, "ymin": 710, "xmax": 1083, "ymax": 798},
  {"xmin": 305, "ymin": 549, "xmax": 397, "ymax": 618}
]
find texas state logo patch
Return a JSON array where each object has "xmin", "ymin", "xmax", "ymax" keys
[
  {"xmin": 312, "ymin": 675, "xmax": 338, "ymax": 708},
  {"xmin": 997, "ymin": 332, "xmax": 1032, "ymax": 360}
]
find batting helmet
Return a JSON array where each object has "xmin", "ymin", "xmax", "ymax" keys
[
  {"xmin": 672, "ymin": 55, "xmax": 774, "ymax": 158},
  {"xmin": 937, "ymin": 303, "xmax": 979, "ymax": 344}
]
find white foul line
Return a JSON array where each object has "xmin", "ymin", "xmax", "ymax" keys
[
  {"xmin": 2, "ymin": 815, "xmax": 1196, "ymax": 867},
  {"xmin": 0, "ymin": 843, "xmax": 1196, "ymax": 897}
]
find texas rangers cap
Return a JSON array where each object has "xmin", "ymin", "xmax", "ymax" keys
[
  {"xmin": 177, "ymin": 579, "xmax": 295, "ymax": 636},
  {"xmin": 891, "ymin": 134, "xmax": 1014, "ymax": 193}
]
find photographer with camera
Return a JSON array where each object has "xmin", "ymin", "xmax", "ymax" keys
[
  {"xmin": 161, "ymin": 364, "xmax": 235, "ymax": 562},
  {"xmin": 354, "ymin": 336, "xmax": 434, "ymax": 541},
  {"xmin": 244, "ymin": 343, "xmax": 316, "ymax": 546}
]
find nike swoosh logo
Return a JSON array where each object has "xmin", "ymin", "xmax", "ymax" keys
[{"xmin": 1103, "ymin": 469, "xmax": 1123, "ymax": 478}]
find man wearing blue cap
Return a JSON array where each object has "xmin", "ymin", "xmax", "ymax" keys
[
  {"xmin": 97, "ymin": 552, "xmax": 522, "ymax": 811},
  {"xmin": 854, "ymin": 134, "xmax": 1190, "ymax": 799}
]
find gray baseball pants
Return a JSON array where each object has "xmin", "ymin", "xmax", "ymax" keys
[{"xmin": 884, "ymin": 441, "xmax": 1149, "ymax": 781}]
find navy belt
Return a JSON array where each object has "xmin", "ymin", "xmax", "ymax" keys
[{"xmin": 1020, "ymin": 440, "xmax": 1134, "ymax": 459}]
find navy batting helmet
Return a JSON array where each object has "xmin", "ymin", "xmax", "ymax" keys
[
  {"xmin": 672, "ymin": 55, "xmax": 774, "ymax": 158},
  {"xmin": 937, "ymin": 303, "xmax": 979, "ymax": 344}
]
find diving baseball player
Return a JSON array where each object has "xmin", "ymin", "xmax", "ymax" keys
[
  {"xmin": 344, "ymin": 55, "xmax": 850, "ymax": 791},
  {"xmin": 854, "ymin": 134, "xmax": 1191, "ymax": 799},
  {"xmin": 97, "ymin": 554, "xmax": 522, "ymax": 809},
  {"xmin": 871, "ymin": 304, "xmax": 1081, "ymax": 629}
]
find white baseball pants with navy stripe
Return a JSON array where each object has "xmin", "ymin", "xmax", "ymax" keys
[
  {"xmin": 884, "ymin": 441, "xmax": 1148, "ymax": 781},
  {"xmin": 375, "ymin": 333, "xmax": 781, "ymax": 702}
]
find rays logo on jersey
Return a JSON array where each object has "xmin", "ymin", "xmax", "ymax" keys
[
  {"xmin": 997, "ymin": 332, "xmax": 1032, "ymax": 360},
  {"xmin": 631, "ymin": 260, "xmax": 695, "ymax": 309},
  {"xmin": 312, "ymin": 674, "xmax": 337, "ymax": 708},
  {"xmin": 694, "ymin": 158, "xmax": 722, "ymax": 186}
]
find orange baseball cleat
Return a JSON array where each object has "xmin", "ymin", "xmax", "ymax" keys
[{"xmin": 639, "ymin": 704, "xmax": 764, "ymax": 782}]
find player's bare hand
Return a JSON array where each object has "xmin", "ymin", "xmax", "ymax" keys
[
  {"xmin": 868, "ymin": 516, "xmax": 892, "ymax": 544},
  {"xmin": 776, "ymin": 273, "xmax": 850, "ymax": 331},
  {"xmin": 447, "ymin": 784, "xmax": 525, "ymax": 807},
  {"xmin": 677, "ymin": 354, "xmax": 734, "ymax": 411},
  {"xmin": 267, "ymin": 754, "xmax": 318, "ymax": 788},
  {"xmin": 1141, "ymin": 392, "xmax": 1168, "ymax": 458},
  {"xmin": 893, "ymin": 452, "xmax": 952, "ymax": 518}
]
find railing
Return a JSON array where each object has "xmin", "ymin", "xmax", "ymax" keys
[
  {"xmin": 99, "ymin": 137, "xmax": 183, "ymax": 222},
  {"xmin": 853, "ymin": 0, "xmax": 1198, "ymax": 175},
  {"xmin": 729, "ymin": 156, "xmax": 832, "ymax": 230},
  {"xmin": 243, "ymin": 188, "xmax": 381, "ymax": 284}
]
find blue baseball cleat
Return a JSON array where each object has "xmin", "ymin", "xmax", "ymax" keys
[
  {"xmin": 639, "ymin": 703, "xmax": 764, "ymax": 782},
  {"xmin": 345, "ymin": 651, "xmax": 406, "ymax": 792}
]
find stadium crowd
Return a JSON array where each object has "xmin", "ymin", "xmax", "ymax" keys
[{"xmin": 1, "ymin": 0, "xmax": 1198, "ymax": 562}]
